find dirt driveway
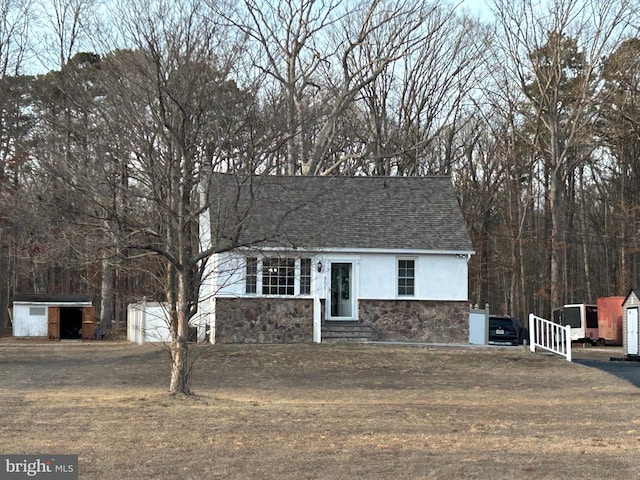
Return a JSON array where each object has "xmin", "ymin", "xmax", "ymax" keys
[{"xmin": 1, "ymin": 341, "xmax": 639, "ymax": 479}]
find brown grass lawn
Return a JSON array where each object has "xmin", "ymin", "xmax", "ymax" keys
[{"xmin": 0, "ymin": 341, "xmax": 639, "ymax": 479}]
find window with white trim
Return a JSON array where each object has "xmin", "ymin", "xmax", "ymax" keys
[
  {"xmin": 398, "ymin": 259, "xmax": 415, "ymax": 296},
  {"xmin": 300, "ymin": 258, "xmax": 311, "ymax": 295},
  {"xmin": 263, "ymin": 258, "xmax": 295, "ymax": 295},
  {"xmin": 245, "ymin": 257, "xmax": 258, "ymax": 294},
  {"xmin": 245, "ymin": 257, "xmax": 312, "ymax": 296}
]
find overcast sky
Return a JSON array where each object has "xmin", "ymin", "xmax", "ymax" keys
[{"xmin": 459, "ymin": 0, "xmax": 493, "ymax": 19}]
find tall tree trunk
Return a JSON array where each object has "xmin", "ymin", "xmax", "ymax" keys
[
  {"xmin": 549, "ymin": 166, "xmax": 562, "ymax": 311},
  {"xmin": 0, "ymin": 226, "xmax": 7, "ymax": 327},
  {"xmin": 168, "ymin": 150, "xmax": 195, "ymax": 395},
  {"xmin": 518, "ymin": 232, "xmax": 526, "ymax": 320},
  {"xmin": 100, "ymin": 257, "xmax": 114, "ymax": 329},
  {"xmin": 169, "ymin": 270, "xmax": 192, "ymax": 394},
  {"xmin": 286, "ymin": 79, "xmax": 297, "ymax": 175},
  {"xmin": 169, "ymin": 189, "xmax": 194, "ymax": 394},
  {"xmin": 579, "ymin": 167, "xmax": 593, "ymax": 301}
]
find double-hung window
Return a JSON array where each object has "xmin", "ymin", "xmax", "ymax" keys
[
  {"xmin": 246, "ymin": 257, "xmax": 258, "ymax": 294},
  {"xmin": 398, "ymin": 259, "xmax": 415, "ymax": 296},
  {"xmin": 300, "ymin": 258, "xmax": 311, "ymax": 295}
]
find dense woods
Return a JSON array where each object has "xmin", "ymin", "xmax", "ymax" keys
[{"xmin": 1, "ymin": 0, "xmax": 640, "ymax": 390}]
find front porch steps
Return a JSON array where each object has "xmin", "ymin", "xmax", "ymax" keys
[{"xmin": 321, "ymin": 321, "xmax": 376, "ymax": 343}]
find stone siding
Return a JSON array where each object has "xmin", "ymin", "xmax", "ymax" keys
[
  {"xmin": 214, "ymin": 297, "xmax": 468, "ymax": 344},
  {"xmin": 215, "ymin": 298, "xmax": 313, "ymax": 343},
  {"xmin": 359, "ymin": 300, "xmax": 469, "ymax": 343}
]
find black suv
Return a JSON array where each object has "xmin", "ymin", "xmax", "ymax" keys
[{"xmin": 488, "ymin": 315, "xmax": 528, "ymax": 345}]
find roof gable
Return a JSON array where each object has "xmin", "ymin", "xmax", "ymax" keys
[
  {"xmin": 209, "ymin": 174, "xmax": 473, "ymax": 252},
  {"xmin": 623, "ymin": 289, "xmax": 640, "ymax": 306}
]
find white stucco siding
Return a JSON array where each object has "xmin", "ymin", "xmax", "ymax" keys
[
  {"xmin": 358, "ymin": 254, "xmax": 395, "ymax": 299},
  {"xmin": 212, "ymin": 252, "xmax": 248, "ymax": 296},
  {"xmin": 358, "ymin": 253, "xmax": 468, "ymax": 301},
  {"xmin": 212, "ymin": 250, "xmax": 469, "ymax": 301},
  {"xmin": 422, "ymin": 254, "xmax": 469, "ymax": 301},
  {"xmin": 12, "ymin": 304, "xmax": 48, "ymax": 336}
]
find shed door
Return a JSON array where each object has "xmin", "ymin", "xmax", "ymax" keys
[
  {"xmin": 48, "ymin": 307, "xmax": 60, "ymax": 340},
  {"xmin": 82, "ymin": 306, "xmax": 95, "ymax": 340},
  {"xmin": 628, "ymin": 308, "xmax": 639, "ymax": 355}
]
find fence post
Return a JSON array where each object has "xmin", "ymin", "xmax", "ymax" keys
[
  {"xmin": 528, "ymin": 313, "xmax": 536, "ymax": 353},
  {"xmin": 483, "ymin": 303, "xmax": 489, "ymax": 344},
  {"xmin": 140, "ymin": 297, "xmax": 147, "ymax": 345},
  {"xmin": 565, "ymin": 324, "xmax": 572, "ymax": 362},
  {"xmin": 313, "ymin": 296, "xmax": 321, "ymax": 344}
]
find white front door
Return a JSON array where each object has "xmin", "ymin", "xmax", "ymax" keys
[
  {"xmin": 628, "ymin": 308, "xmax": 639, "ymax": 355},
  {"xmin": 329, "ymin": 262, "xmax": 354, "ymax": 319}
]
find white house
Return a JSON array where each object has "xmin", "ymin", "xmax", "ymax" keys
[{"xmin": 197, "ymin": 174, "xmax": 474, "ymax": 344}]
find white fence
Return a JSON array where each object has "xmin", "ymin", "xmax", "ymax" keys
[
  {"xmin": 127, "ymin": 302, "xmax": 172, "ymax": 344},
  {"xmin": 127, "ymin": 301, "xmax": 209, "ymax": 344},
  {"xmin": 469, "ymin": 303, "xmax": 489, "ymax": 345},
  {"xmin": 529, "ymin": 313, "xmax": 572, "ymax": 362}
]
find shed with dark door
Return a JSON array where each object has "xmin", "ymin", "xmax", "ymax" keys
[{"xmin": 12, "ymin": 294, "xmax": 95, "ymax": 340}]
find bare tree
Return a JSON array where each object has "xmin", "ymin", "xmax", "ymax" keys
[
  {"xmin": 0, "ymin": 0, "xmax": 31, "ymax": 325},
  {"xmin": 597, "ymin": 38, "xmax": 640, "ymax": 294},
  {"xmin": 218, "ymin": 0, "xmax": 343, "ymax": 174},
  {"xmin": 32, "ymin": 0, "xmax": 93, "ymax": 71},
  {"xmin": 89, "ymin": 0, "xmax": 261, "ymax": 393},
  {"xmin": 220, "ymin": 0, "xmax": 435, "ymax": 175},
  {"xmin": 492, "ymin": 0, "xmax": 633, "ymax": 312},
  {"xmin": 355, "ymin": 7, "xmax": 487, "ymax": 175}
]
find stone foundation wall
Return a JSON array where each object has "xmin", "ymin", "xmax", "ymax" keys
[
  {"xmin": 359, "ymin": 300, "xmax": 469, "ymax": 343},
  {"xmin": 215, "ymin": 298, "xmax": 313, "ymax": 343},
  {"xmin": 214, "ymin": 297, "xmax": 468, "ymax": 344}
]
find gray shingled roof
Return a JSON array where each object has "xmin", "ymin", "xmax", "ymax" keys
[
  {"xmin": 13, "ymin": 294, "xmax": 93, "ymax": 303},
  {"xmin": 209, "ymin": 174, "xmax": 473, "ymax": 252}
]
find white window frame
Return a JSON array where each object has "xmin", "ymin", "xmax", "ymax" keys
[
  {"xmin": 397, "ymin": 257, "xmax": 417, "ymax": 297},
  {"xmin": 245, "ymin": 257, "xmax": 258, "ymax": 294},
  {"xmin": 262, "ymin": 257, "xmax": 296, "ymax": 295},
  {"xmin": 326, "ymin": 259, "xmax": 360, "ymax": 321},
  {"xmin": 300, "ymin": 258, "xmax": 312, "ymax": 295},
  {"xmin": 246, "ymin": 256, "xmax": 313, "ymax": 297}
]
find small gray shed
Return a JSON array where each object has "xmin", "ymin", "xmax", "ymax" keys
[{"xmin": 622, "ymin": 289, "xmax": 640, "ymax": 358}]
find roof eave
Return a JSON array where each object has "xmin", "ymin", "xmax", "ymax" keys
[{"xmin": 231, "ymin": 246, "xmax": 475, "ymax": 256}]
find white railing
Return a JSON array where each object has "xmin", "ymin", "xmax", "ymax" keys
[{"xmin": 529, "ymin": 313, "xmax": 572, "ymax": 362}]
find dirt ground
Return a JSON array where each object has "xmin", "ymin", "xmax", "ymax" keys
[{"xmin": 0, "ymin": 340, "xmax": 639, "ymax": 479}]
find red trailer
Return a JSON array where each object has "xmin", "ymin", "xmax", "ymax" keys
[{"xmin": 597, "ymin": 296, "xmax": 624, "ymax": 345}]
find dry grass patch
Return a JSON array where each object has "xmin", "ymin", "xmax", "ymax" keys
[{"xmin": 0, "ymin": 343, "xmax": 639, "ymax": 479}]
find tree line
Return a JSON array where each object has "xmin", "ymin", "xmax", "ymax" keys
[{"xmin": 1, "ymin": 0, "xmax": 639, "ymax": 392}]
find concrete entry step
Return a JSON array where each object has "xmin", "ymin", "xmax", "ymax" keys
[{"xmin": 321, "ymin": 321, "xmax": 376, "ymax": 342}]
